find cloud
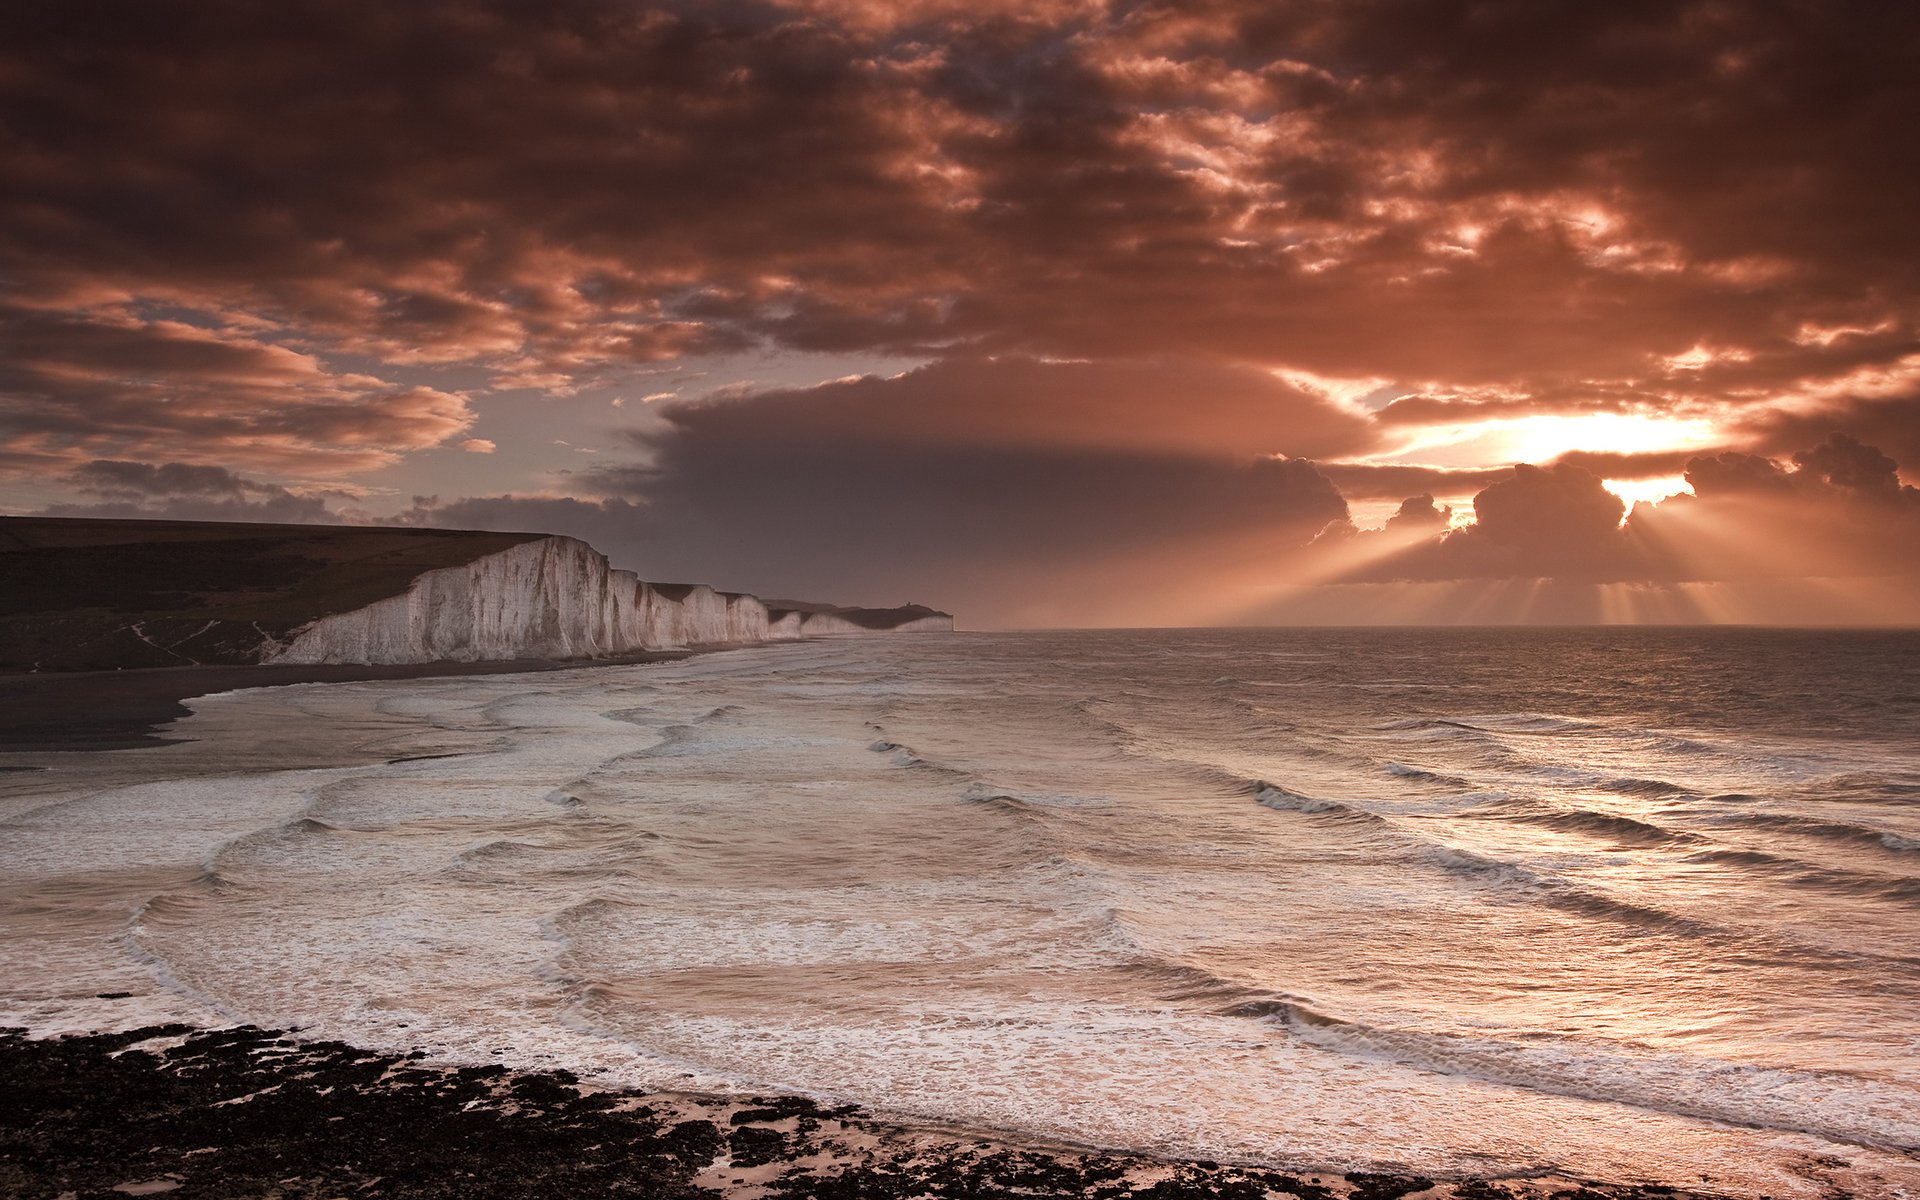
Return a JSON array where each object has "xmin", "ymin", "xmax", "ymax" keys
[
  {"xmin": 1792, "ymin": 432, "xmax": 1915, "ymax": 500},
  {"xmin": 1472, "ymin": 463, "xmax": 1625, "ymax": 555},
  {"xmin": 459, "ymin": 438, "xmax": 497, "ymax": 454},
  {"xmin": 1335, "ymin": 437, "xmax": 1920, "ymax": 592},
  {"xmin": 37, "ymin": 459, "xmax": 343, "ymax": 523},
  {"xmin": 1548, "ymin": 449, "xmax": 1702, "ymax": 481},
  {"xmin": 1339, "ymin": 462, "xmax": 1638, "ymax": 581},
  {"xmin": 1315, "ymin": 461, "xmax": 1509, "ymax": 501},
  {"xmin": 1740, "ymin": 395, "xmax": 1920, "ymax": 476},
  {"xmin": 0, "ymin": 306, "xmax": 474, "ymax": 476},
  {"xmin": 1686, "ymin": 434, "xmax": 1919, "ymax": 506},
  {"xmin": 640, "ymin": 356, "xmax": 1376, "ymax": 460},
  {"xmin": 386, "ymin": 494, "xmax": 650, "ymax": 548},
  {"xmin": 390, "ymin": 360, "xmax": 1354, "ymax": 625},
  {"xmin": 1683, "ymin": 451, "xmax": 1795, "ymax": 496},
  {"xmin": 399, "ymin": 451, "xmax": 1351, "ymax": 627},
  {"xmin": 70, "ymin": 460, "xmax": 267, "ymax": 499},
  {"xmin": 3, "ymin": 0, "xmax": 1917, "ymax": 487},
  {"xmin": 1385, "ymin": 493, "xmax": 1450, "ymax": 532}
]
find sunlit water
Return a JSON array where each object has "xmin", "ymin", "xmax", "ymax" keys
[{"xmin": 3, "ymin": 630, "xmax": 1918, "ymax": 1196}]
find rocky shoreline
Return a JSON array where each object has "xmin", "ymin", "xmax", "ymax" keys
[{"xmin": 1, "ymin": 1025, "xmax": 1735, "ymax": 1200}]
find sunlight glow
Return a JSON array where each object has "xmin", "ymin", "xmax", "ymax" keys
[
  {"xmin": 1657, "ymin": 344, "xmax": 1752, "ymax": 372},
  {"xmin": 1791, "ymin": 319, "xmax": 1894, "ymax": 347},
  {"xmin": 1373, "ymin": 411, "xmax": 1725, "ymax": 469},
  {"xmin": 1496, "ymin": 413, "xmax": 1721, "ymax": 463},
  {"xmin": 1269, "ymin": 366, "xmax": 1393, "ymax": 415},
  {"xmin": 1603, "ymin": 474, "xmax": 1692, "ymax": 509}
]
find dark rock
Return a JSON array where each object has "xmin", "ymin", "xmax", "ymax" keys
[
  {"xmin": 729, "ymin": 1125, "xmax": 789, "ymax": 1169},
  {"xmin": 0, "ymin": 1026, "xmax": 1732, "ymax": 1200},
  {"xmin": 1347, "ymin": 1172, "xmax": 1439, "ymax": 1200}
]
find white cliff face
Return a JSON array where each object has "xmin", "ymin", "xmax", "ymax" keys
[
  {"xmin": 722, "ymin": 593, "xmax": 770, "ymax": 644},
  {"xmin": 635, "ymin": 582, "xmax": 732, "ymax": 650},
  {"xmin": 268, "ymin": 536, "xmax": 947, "ymax": 665},
  {"xmin": 271, "ymin": 537, "xmax": 647, "ymax": 665},
  {"xmin": 799, "ymin": 612, "xmax": 956, "ymax": 635}
]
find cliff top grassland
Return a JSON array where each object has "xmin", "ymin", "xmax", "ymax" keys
[{"xmin": 0, "ymin": 517, "xmax": 548, "ymax": 671}]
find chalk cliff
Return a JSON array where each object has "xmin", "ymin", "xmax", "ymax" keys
[
  {"xmin": 268, "ymin": 535, "xmax": 951, "ymax": 665},
  {"xmin": 0, "ymin": 517, "xmax": 952, "ymax": 672},
  {"xmin": 796, "ymin": 609, "xmax": 954, "ymax": 635},
  {"xmin": 270, "ymin": 537, "xmax": 643, "ymax": 664}
]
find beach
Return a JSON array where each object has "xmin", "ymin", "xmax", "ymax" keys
[
  {"xmin": 3, "ymin": 631, "xmax": 1917, "ymax": 1198},
  {"xmin": 0, "ymin": 652, "xmax": 689, "ymax": 752},
  {"xmin": 5, "ymin": 1022, "xmax": 1731, "ymax": 1200}
]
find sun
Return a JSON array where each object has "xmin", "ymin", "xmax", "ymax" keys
[{"xmin": 1602, "ymin": 474, "xmax": 1693, "ymax": 509}]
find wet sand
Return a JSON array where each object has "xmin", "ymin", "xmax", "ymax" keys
[
  {"xmin": 0, "ymin": 654, "xmax": 688, "ymax": 752},
  {"xmin": 0, "ymin": 1024, "xmax": 1719, "ymax": 1200}
]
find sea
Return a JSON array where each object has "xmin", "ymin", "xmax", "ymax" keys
[{"xmin": 3, "ymin": 629, "xmax": 1918, "ymax": 1197}]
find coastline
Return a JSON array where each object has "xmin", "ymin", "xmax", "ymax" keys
[
  {"xmin": 0, "ymin": 652, "xmax": 699, "ymax": 753},
  {"xmin": 1, "ymin": 1023, "xmax": 1727, "ymax": 1200}
]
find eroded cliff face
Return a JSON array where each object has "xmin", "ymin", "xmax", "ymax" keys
[
  {"xmin": 269, "ymin": 536, "xmax": 946, "ymax": 665},
  {"xmin": 767, "ymin": 610, "xmax": 806, "ymax": 640},
  {"xmin": 272, "ymin": 538, "xmax": 643, "ymax": 664},
  {"xmin": 799, "ymin": 611, "xmax": 955, "ymax": 635},
  {"xmin": 633, "ymin": 582, "xmax": 731, "ymax": 650}
]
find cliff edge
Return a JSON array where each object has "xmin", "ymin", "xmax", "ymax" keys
[{"xmin": 0, "ymin": 517, "xmax": 952, "ymax": 671}]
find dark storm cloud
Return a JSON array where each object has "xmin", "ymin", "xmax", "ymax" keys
[
  {"xmin": 391, "ymin": 362, "xmax": 1353, "ymax": 624},
  {"xmin": 72, "ymin": 460, "xmax": 271, "ymax": 499},
  {"xmin": 5, "ymin": 2, "xmax": 1920, "ymax": 467},
  {"xmin": 0, "ymin": 2, "xmax": 945, "ymax": 355},
  {"xmin": 38, "ymin": 460, "xmax": 340, "ymax": 522},
  {"xmin": 1792, "ymin": 433, "xmax": 1919, "ymax": 501},
  {"xmin": 635, "ymin": 357, "xmax": 1375, "ymax": 460},
  {"xmin": 1685, "ymin": 435, "xmax": 1920, "ymax": 506},
  {"xmin": 1739, "ymin": 396, "xmax": 1920, "ymax": 476},
  {"xmin": 399, "ymin": 449, "xmax": 1352, "ymax": 626},
  {"xmin": 1683, "ymin": 451, "xmax": 1796, "ymax": 496},
  {"xmin": 625, "ymin": 359, "xmax": 1355, "ymax": 606},
  {"xmin": 1349, "ymin": 462, "xmax": 1638, "ymax": 581},
  {"xmin": 0, "ymin": 0, "xmax": 935, "ymax": 474},
  {"xmin": 387, "ymin": 495, "xmax": 651, "ymax": 550}
]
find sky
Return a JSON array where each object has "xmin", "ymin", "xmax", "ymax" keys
[{"xmin": 3, "ymin": 0, "xmax": 1918, "ymax": 626}]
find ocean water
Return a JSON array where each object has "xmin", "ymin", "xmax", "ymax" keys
[{"xmin": 3, "ymin": 629, "xmax": 1918, "ymax": 1196}]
